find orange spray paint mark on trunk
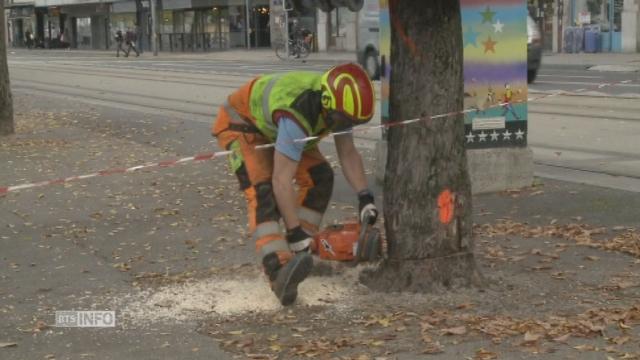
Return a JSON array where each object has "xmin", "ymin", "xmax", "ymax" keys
[{"xmin": 438, "ymin": 189, "xmax": 454, "ymax": 224}]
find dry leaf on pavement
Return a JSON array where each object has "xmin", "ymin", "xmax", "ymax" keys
[
  {"xmin": 523, "ymin": 331, "xmax": 542, "ymax": 344},
  {"xmin": 475, "ymin": 348, "xmax": 498, "ymax": 359},
  {"xmin": 441, "ymin": 326, "xmax": 467, "ymax": 336},
  {"xmin": 421, "ymin": 341, "xmax": 444, "ymax": 355}
]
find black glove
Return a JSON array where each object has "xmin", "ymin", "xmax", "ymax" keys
[
  {"xmin": 358, "ymin": 189, "xmax": 378, "ymax": 225},
  {"xmin": 286, "ymin": 226, "xmax": 312, "ymax": 253}
]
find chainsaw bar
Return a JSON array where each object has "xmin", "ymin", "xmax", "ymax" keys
[{"xmin": 354, "ymin": 226, "xmax": 387, "ymax": 263}]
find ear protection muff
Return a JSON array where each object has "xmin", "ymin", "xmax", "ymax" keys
[{"xmin": 320, "ymin": 87, "xmax": 335, "ymax": 110}]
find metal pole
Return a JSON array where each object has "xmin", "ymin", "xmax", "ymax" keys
[
  {"xmin": 609, "ymin": 0, "xmax": 614, "ymax": 51},
  {"xmin": 570, "ymin": 0, "xmax": 575, "ymax": 26},
  {"xmin": 151, "ymin": 0, "xmax": 158, "ymax": 56},
  {"xmin": 245, "ymin": 0, "xmax": 250, "ymax": 49},
  {"xmin": 284, "ymin": 2, "xmax": 289, "ymax": 58}
]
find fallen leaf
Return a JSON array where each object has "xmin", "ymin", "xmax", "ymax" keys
[
  {"xmin": 610, "ymin": 336, "xmax": 630, "ymax": 345},
  {"xmin": 421, "ymin": 341, "xmax": 444, "ymax": 354},
  {"xmin": 619, "ymin": 321, "xmax": 632, "ymax": 330},
  {"xmin": 441, "ymin": 326, "xmax": 467, "ymax": 336},
  {"xmin": 0, "ymin": 342, "xmax": 17, "ymax": 348},
  {"xmin": 553, "ymin": 334, "xmax": 570, "ymax": 343},
  {"xmin": 585, "ymin": 256, "xmax": 600, "ymax": 261},
  {"xmin": 228, "ymin": 330, "xmax": 244, "ymax": 335},
  {"xmin": 620, "ymin": 353, "xmax": 638, "ymax": 359},
  {"xmin": 523, "ymin": 332, "xmax": 542, "ymax": 343},
  {"xmin": 246, "ymin": 354, "xmax": 271, "ymax": 359},
  {"xmin": 573, "ymin": 344, "xmax": 595, "ymax": 351},
  {"xmin": 33, "ymin": 320, "xmax": 49, "ymax": 333},
  {"xmin": 475, "ymin": 348, "xmax": 498, "ymax": 359}
]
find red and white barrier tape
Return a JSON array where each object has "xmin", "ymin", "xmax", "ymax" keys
[{"xmin": 1, "ymin": 77, "xmax": 636, "ymax": 196}]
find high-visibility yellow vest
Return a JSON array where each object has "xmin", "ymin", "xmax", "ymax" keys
[{"xmin": 249, "ymin": 72, "xmax": 330, "ymax": 149}]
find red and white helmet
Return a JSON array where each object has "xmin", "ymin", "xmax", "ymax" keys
[{"xmin": 320, "ymin": 63, "xmax": 375, "ymax": 125}]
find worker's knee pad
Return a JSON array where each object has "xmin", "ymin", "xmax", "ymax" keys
[
  {"xmin": 255, "ymin": 182, "xmax": 281, "ymax": 224},
  {"xmin": 303, "ymin": 162, "xmax": 334, "ymax": 212}
]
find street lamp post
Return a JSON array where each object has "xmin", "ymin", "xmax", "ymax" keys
[
  {"xmin": 245, "ymin": 0, "xmax": 251, "ymax": 49},
  {"xmin": 609, "ymin": 0, "xmax": 614, "ymax": 51},
  {"xmin": 151, "ymin": 0, "xmax": 157, "ymax": 56},
  {"xmin": 284, "ymin": 0, "xmax": 292, "ymax": 58}
]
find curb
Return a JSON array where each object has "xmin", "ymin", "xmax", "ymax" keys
[
  {"xmin": 528, "ymin": 88, "xmax": 640, "ymax": 99},
  {"xmin": 588, "ymin": 64, "xmax": 640, "ymax": 72}
]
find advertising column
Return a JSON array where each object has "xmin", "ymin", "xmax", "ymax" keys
[
  {"xmin": 376, "ymin": 0, "xmax": 532, "ymax": 193},
  {"xmin": 462, "ymin": 0, "xmax": 532, "ymax": 192}
]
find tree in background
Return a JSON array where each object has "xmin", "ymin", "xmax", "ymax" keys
[{"xmin": 0, "ymin": 1, "xmax": 15, "ymax": 136}]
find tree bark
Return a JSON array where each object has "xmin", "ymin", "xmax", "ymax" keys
[
  {"xmin": 0, "ymin": 1, "xmax": 15, "ymax": 136},
  {"xmin": 361, "ymin": 0, "xmax": 481, "ymax": 292}
]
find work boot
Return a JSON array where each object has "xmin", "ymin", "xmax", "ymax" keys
[{"xmin": 263, "ymin": 252, "xmax": 313, "ymax": 306}]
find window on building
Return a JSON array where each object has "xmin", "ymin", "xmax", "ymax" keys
[{"xmin": 161, "ymin": 10, "xmax": 173, "ymax": 34}]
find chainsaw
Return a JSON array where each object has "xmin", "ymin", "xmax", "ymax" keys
[{"xmin": 311, "ymin": 213, "xmax": 387, "ymax": 264}]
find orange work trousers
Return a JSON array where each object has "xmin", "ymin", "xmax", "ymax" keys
[{"xmin": 212, "ymin": 83, "xmax": 334, "ymax": 265}]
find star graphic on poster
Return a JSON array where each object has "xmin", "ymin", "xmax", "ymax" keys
[
  {"xmin": 502, "ymin": 129, "xmax": 512, "ymax": 140},
  {"xmin": 478, "ymin": 131, "xmax": 488, "ymax": 142},
  {"xmin": 515, "ymin": 129, "xmax": 525, "ymax": 140},
  {"xmin": 490, "ymin": 130, "xmax": 500, "ymax": 141},
  {"xmin": 482, "ymin": 36, "xmax": 497, "ymax": 54},
  {"xmin": 465, "ymin": 132, "xmax": 476, "ymax": 143},
  {"xmin": 480, "ymin": 6, "xmax": 496, "ymax": 24},
  {"xmin": 493, "ymin": 20, "xmax": 504, "ymax": 33},
  {"xmin": 463, "ymin": 26, "xmax": 480, "ymax": 47}
]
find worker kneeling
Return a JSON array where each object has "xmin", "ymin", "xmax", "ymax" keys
[{"xmin": 212, "ymin": 63, "xmax": 379, "ymax": 306}]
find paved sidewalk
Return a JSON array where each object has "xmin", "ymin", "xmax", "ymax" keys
[
  {"xmin": 8, "ymin": 48, "xmax": 357, "ymax": 64},
  {"xmin": 542, "ymin": 52, "xmax": 640, "ymax": 69}
]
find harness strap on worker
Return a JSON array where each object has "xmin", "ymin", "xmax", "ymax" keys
[{"xmin": 223, "ymin": 100, "xmax": 260, "ymax": 133}]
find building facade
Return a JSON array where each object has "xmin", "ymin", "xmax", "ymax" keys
[
  {"xmin": 10, "ymin": 0, "xmax": 634, "ymax": 54},
  {"xmin": 4, "ymin": 0, "xmax": 272, "ymax": 51},
  {"xmin": 529, "ymin": 0, "xmax": 640, "ymax": 52}
]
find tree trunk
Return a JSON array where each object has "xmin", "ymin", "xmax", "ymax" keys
[
  {"xmin": 361, "ymin": 0, "xmax": 481, "ymax": 292},
  {"xmin": 0, "ymin": 1, "xmax": 15, "ymax": 136}
]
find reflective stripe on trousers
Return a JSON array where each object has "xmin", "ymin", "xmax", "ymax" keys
[{"xmin": 298, "ymin": 207, "xmax": 323, "ymax": 232}]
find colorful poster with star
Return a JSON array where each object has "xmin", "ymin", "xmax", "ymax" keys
[{"xmin": 462, "ymin": 0, "xmax": 528, "ymax": 148}]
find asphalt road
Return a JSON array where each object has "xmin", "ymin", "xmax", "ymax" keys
[
  {"xmin": 6, "ymin": 50, "xmax": 640, "ymax": 192},
  {"xmin": 531, "ymin": 63, "xmax": 640, "ymax": 97},
  {"xmin": 528, "ymin": 63, "xmax": 640, "ymax": 191}
]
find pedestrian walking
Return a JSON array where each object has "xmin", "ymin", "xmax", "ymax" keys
[
  {"xmin": 124, "ymin": 29, "xmax": 139, "ymax": 57},
  {"xmin": 25, "ymin": 30, "xmax": 33, "ymax": 49},
  {"xmin": 115, "ymin": 30, "xmax": 126, "ymax": 57},
  {"xmin": 211, "ymin": 63, "xmax": 379, "ymax": 306}
]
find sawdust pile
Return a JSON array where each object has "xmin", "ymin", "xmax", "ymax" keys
[{"xmin": 115, "ymin": 268, "xmax": 363, "ymax": 327}]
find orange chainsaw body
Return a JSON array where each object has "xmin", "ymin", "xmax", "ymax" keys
[{"xmin": 311, "ymin": 221, "xmax": 385, "ymax": 263}]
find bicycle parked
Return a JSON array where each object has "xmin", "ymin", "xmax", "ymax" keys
[{"xmin": 276, "ymin": 27, "xmax": 313, "ymax": 60}]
